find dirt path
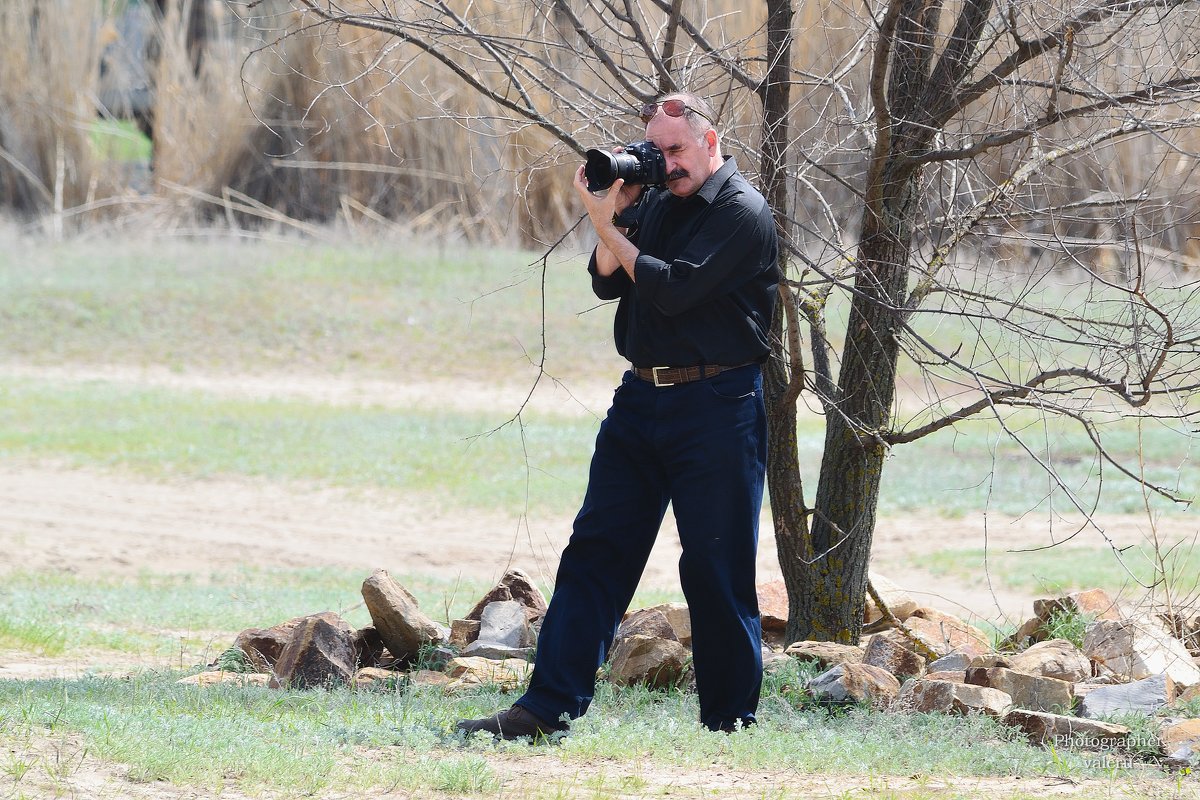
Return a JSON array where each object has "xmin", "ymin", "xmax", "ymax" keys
[{"xmin": 3, "ymin": 363, "xmax": 1193, "ymax": 652}]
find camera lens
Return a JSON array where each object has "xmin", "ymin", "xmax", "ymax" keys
[{"xmin": 584, "ymin": 149, "xmax": 620, "ymax": 192}]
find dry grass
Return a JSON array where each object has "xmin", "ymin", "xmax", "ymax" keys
[{"xmin": 0, "ymin": 0, "xmax": 1197, "ymax": 252}]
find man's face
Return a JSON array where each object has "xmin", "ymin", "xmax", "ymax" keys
[{"xmin": 645, "ymin": 107, "xmax": 715, "ymax": 198}]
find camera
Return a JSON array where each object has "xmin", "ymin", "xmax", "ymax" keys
[{"xmin": 584, "ymin": 141, "xmax": 667, "ymax": 192}]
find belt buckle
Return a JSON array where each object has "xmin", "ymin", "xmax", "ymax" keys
[{"xmin": 651, "ymin": 366, "xmax": 674, "ymax": 387}]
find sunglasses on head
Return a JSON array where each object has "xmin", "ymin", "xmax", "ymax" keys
[{"xmin": 640, "ymin": 99, "xmax": 713, "ymax": 125}]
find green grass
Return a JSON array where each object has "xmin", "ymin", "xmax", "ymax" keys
[
  {"xmin": 1, "ymin": 372, "xmax": 1190, "ymax": 520},
  {"xmin": 916, "ymin": 543, "xmax": 1200, "ymax": 596},
  {"xmin": 1, "ymin": 231, "xmax": 1195, "ymax": 519},
  {"xmin": 0, "ymin": 234, "xmax": 619, "ymax": 384},
  {"xmin": 0, "ymin": 665, "xmax": 1155, "ymax": 797},
  {"xmin": 0, "ymin": 568, "xmax": 681, "ymax": 664},
  {"xmin": 0, "ymin": 378, "xmax": 600, "ymax": 515}
]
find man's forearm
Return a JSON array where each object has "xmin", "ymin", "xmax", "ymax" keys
[{"xmin": 594, "ymin": 223, "xmax": 639, "ymax": 282}]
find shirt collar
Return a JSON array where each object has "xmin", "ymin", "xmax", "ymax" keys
[{"xmin": 695, "ymin": 156, "xmax": 737, "ymax": 204}]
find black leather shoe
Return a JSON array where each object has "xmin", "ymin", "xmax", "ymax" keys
[{"xmin": 456, "ymin": 704, "xmax": 566, "ymax": 741}]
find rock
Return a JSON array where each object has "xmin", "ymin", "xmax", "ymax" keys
[
  {"xmin": 1078, "ymin": 673, "xmax": 1175, "ymax": 718},
  {"xmin": 1083, "ymin": 618, "xmax": 1200, "ymax": 687},
  {"xmin": 449, "ymin": 618, "xmax": 481, "ymax": 648},
  {"xmin": 898, "ymin": 679, "xmax": 1012, "ymax": 717},
  {"xmin": 353, "ymin": 667, "xmax": 400, "ymax": 689},
  {"xmin": 1002, "ymin": 709, "xmax": 1131, "ymax": 747},
  {"xmin": 1180, "ymin": 683, "xmax": 1200, "ymax": 704},
  {"xmin": 608, "ymin": 635, "xmax": 689, "ymax": 690},
  {"xmin": 477, "ymin": 600, "xmax": 536, "ymax": 648},
  {"xmin": 410, "ymin": 669, "xmax": 454, "ymax": 688},
  {"xmin": 785, "ymin": 641, "xmax": 864, "ymax": 670},
  {"xmin": 1159, "ymin": 719, "xmax": 1200, "ymax": 754},
  {"xmin": 465, "ymin": 569, "xmax": 548, "ymax": 626},
  {"xmin": 233, "ymin": 613, "xmax": 348, "ymax": 671},
  {"xmin": 904, "ymin": 613, "xmax": 991, "ymax": 659},
  {"xmin": 1000, "ymin": 616, "xmax": 1047, "ymax": 651},
  {"xmin": 925, "ymin": 670, "xmax": 966, "ymax": 683},
  {"xmin": 862, "ymin": 629, "xmax": 927, "ymax": 679},
  {"xmin": 463, "ymin": 601, "xmax": 536, "ymax": 659},
  {"xmin": 445, "ymin": 656, "xmax": 532, "ymax": 690},
  {"xmin": 763, "ymin": 647, "xmax": 793, "ymax": 674},
  {"xmin": 1034, "ymin": 588, "xmax": 1124, "ymax": 623},
  {"xmin": 269, "ymin": 613, "xmax": 356, "ymax": 690},
  {"xmin": 757, "ymin": 580, "xmax": 789, "ymax": 632},
  {"xmin": 928, "ymin": 652, "xmax": 971, "ymax": 673},
  {"xmin": 178, "ymin": 671, "xmax": 271, "ymax": 687},
  {"xmin": 361, "ymin": 569, "xmax": 448, "ymax": 663},
  {"xmin": 864, "ymin": 572, "xmax": 918, "ymax": 626},
  {"xmin": 965, "ymin": 667, "xmax": 1073, "ymax": 714},
  {"xmin": 968, "ymin": 653, "xmax": 1013, "ymax": 670},
  {"xmin": 351, "ymin": 625, "xmax": 388, "ymax": 669},
  {"xmin": 807, "ymin": 662, "xmax": 901, "ymax": 706},
  {"xmin": 234, "ymin": 625, "xmax": 295, "ymax": 671},
  {"xmin": 616, "ymin": 609, "xmax": 679, "ymax": 645},
  {"xmin": 462, "ymin": 641, "xmax": 534, "ymax": 660},
  {"xmin": 644, "ymin": 602, "xmax": 692, "ymax": 647},
  {"xmin": 1007, "ymin": 638, "xmax": 1091, "ymax": 683}
]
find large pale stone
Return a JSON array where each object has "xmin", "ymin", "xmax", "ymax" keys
[
  {"xmin": 898, "ymin": 678, "xmax": 1012, "ymax": 717},
  {"xmin": 463, "ymin": 601, "xmax": 535, "ymax": 659},
  {"xmin": 476, "ymin": 600, "xmax": 536, "ymax": 648},
  {"xmin": 785, "ymin": 641, "xmax": 864, "ymax": 670},
  {"xmin": 465, "ymin": 569, "xmax": 548, "ymax": 625},
  {"xmin": 1002, "ymin": 709, "xmax": 1131, "ymax": 747},
  {"xmin": 965, "ymin": 666, "xmax": 1073, "ymax": 714},
  {"xmin": 807, "ymin": 662, "xmax": 901, "ymax": 706},
  {"xmin": 1078, "ymin": 673, "xmax": 1175, "ymax": 718},
  {"xmin": 1007, "ymin": 638, "xmax": 1091, "ymax": 683},
  {"xmin": 607, "ymin": 634, "xmax": 689, "ymax": 690},
  {"xmin": 269, "ymin": 613, "xmax": 356, "ymax": 689},
  {"xmin": 864, "ymin": 572, "xmax": 918, "ymax": 625},
  {"xmin": 361, "ymin": 568, "xmax": 448, "ymax": 663},
  {"xmin": 1083, "ymin": 619, "xmax": 1200, "ymax": 687}
]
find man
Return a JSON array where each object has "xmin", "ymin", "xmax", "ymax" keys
[{"xmin": 457, "ymin": 92, "xmax": 778, "ymax": 738}]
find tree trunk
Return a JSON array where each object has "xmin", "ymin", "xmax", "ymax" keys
[
  {"xmin": 788, "ymin": 200, "xmax": 913, "ymax": 641},
  {"xmin": 758, "ymin": 0, "xmax": 815, "ymax": 634}
]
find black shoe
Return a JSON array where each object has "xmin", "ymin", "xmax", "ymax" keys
[{"xmin": 455, "ymin": 704, "xmax": 567, "ymax": 741}]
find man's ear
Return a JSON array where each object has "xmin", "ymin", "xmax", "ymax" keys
[{"xmin": 705, "ymin": 129, "xmax": 717, "ymax": 151}]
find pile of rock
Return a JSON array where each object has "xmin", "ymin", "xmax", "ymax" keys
[
  {"xmin": 790, "ymin": 584, "xmax": 1200, "ymax": 770},
  {"xmin": 188, "ymin": 568, "xmax": 1200, "ymax": 769}
]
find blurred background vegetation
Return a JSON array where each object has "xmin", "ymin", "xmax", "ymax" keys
[{"xmin": 2, "ymin": 0, "xmax": 1197, "ymax": 259}]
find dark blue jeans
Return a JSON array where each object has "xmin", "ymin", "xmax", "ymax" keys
[{"xmin": 517, "ymin": 364, "xmax": 767, "ymax": 731}]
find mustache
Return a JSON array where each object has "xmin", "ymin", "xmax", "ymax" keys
[{"xmin": 667, "ymin": 168, "xmax": 689, "ymax": 181}]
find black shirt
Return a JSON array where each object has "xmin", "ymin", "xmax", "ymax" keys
[{"xmin": 588, "ymin": 157, "xmax": 779, "ymax": 369}]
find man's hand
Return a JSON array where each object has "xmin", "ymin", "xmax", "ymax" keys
[{"xmin": 574, "ymin": 166, "xmax": 641, "ymax": 281}]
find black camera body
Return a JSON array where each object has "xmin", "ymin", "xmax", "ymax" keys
[{"xmin": 584, "ymin": 141, "xmax": 667, "ymax": 192}]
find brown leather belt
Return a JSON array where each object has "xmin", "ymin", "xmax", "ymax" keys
[{"xmin": 632, "ymin": 364, "xmax": 745, "ymax": 387}]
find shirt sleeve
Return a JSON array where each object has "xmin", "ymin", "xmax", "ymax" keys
[
  {"xmin": 588, "ymin": 249, "xmax": 631, "ymax": 299},
  {"xmin": 633, "ymin": 195, "xmax": 770, "ymax": 317}
]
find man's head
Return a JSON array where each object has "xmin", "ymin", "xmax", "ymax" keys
[{"xmin": 642, "ymin": 93, "xmax": 721, "ymax": 198}]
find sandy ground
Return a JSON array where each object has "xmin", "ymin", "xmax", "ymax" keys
[{"xmin": 3, "ymin": 365, "xmax": 1199, "ymax": 799}]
